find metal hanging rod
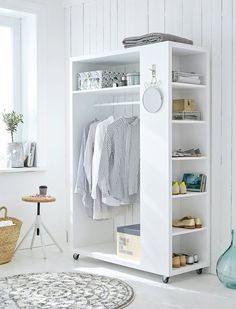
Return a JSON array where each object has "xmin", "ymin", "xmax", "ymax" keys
[{"xmin": 94, "ymin": 101, "xmax": 140, "ymax": 107}]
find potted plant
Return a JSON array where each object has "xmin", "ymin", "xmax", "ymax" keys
[{"xmin": 2, "ymin": 111, "xmax": 24, "ymax": 168}]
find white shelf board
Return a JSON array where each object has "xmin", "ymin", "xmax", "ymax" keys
[
  {"xmin": 76, "ymin": 242, "xmax": 142, "ymax": 270},
  {"xmin": 172, "ymin": 120, "xmax": 206, "ymax": 124},
  {"xmin": 94, "ymin": 101, "xmax": 140, "ymax": 107},
  {"xmin": 172, "ymin": 156, "xmax": 206, "ymax": 161},
  {"xmin": 172, "ymin": 227, "xmax": 207, "ymax": 236},
  {"xmin": 171, "ymin": 261, "xmax": 209, "ymax": 276},
  {"xmin": 172, "ymin": 192, "xmax": 207, "ymax": 199},
  {"xmin": 172, "ymin": 82, "xmax": 206, "ymax": 89},
  {"xmin": 72, "ymin": 85, "xmax": 140, "ymax": 96},
  {"xmin": 0, "ymin": 167, "xmax": 45, "ymax": 174}
]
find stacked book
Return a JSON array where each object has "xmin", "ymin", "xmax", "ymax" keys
[
  {"xmin": 182, "ymin": 173, "xmax": 207, "ymax": 192},
  {"xmin": 172, "ymin": 71, "xmax": 202, "ymax": 85}
]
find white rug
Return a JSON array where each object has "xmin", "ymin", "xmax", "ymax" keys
[{"xmin": 0, "ymin": 272, "xmax": 135, "ymax": 308}]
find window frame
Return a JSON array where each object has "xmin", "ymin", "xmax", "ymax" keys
[{"xmin": 0, "ymin": 15, "xmax": 21, "ymax": 113}]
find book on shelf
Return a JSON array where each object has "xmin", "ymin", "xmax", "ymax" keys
[{"xmin": 182, "ymin": 173, "xmax": 207, "ymax": 192}]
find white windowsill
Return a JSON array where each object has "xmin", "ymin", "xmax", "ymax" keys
[{"xmin": 0, "ymin": 167, "xmax": 46, "ymax": 174}]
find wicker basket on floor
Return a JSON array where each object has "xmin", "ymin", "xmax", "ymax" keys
[{"xmin": 0, "ymin": 207, "xmax": 22, "ymax": 265}]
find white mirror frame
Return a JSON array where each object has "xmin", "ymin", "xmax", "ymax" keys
[{"xmin": 142, "ymin": 85, "xmax": 163, "ymax": 113}]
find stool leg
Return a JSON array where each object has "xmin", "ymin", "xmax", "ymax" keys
[
  {"xmin": 30, "ymin": 226, "xmax": 37, "ymax": 249},
  {"xmin": 37, "ymin": 202, "xmax": 40, "ymax": 236},
  {"xmin": 15, "ymin": 221, "xmax": 36, "ymax": 252},
  {"xmin": 37, "ymin": 215, "xmax": 46, "ymax": 259},
  {"xmin": 41, "ymin": 221, "xmax": 63, "ymax": 253}
]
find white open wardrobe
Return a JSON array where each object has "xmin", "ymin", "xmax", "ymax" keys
[{"xmin": 69, "ymin": 41, "xmax": 210, "ymax": 282}]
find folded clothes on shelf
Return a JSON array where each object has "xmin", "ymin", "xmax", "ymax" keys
[
  {"xmin": 0, "ymin": 220, "xmax": 15, "ymax": 227},
  {"xmin": 172, "ymin": 71, "xmax": 202, "ymax": 84},
  {"xmin": 122, "ymin": 32, "xmax": 193, "ymax": 48},
  {"xmin": 172, "ymin": 111, "xmax": 201, "ymax": 121},
  {"xmin": 172, "ymin": 148, "xmax": 202, "ymax": 157}
]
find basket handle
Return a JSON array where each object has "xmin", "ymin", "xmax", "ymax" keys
[{"xmin": 0, "ymin": 207, "xmax": 7, "ymax": 218}]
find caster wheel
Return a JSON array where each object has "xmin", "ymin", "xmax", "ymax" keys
[
  {"xmin": 162, "ymin": 276, "xmax": 169, "ymax": 284},
  {"xmin": 196, "ymin": 268, "xmax": 203, "ymax": 275},
  {"xmin": 73, "ymin": 253, "xmax": 80, "ymax": 260}
]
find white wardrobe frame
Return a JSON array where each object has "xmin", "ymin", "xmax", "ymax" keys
[{"xmin": 69, "ymin": 42, "xmax": 210, "ymax": 282}]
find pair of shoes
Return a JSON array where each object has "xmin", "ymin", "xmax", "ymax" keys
[
  {"xmin": 172, "ymin": 181, "xmax": 187, "ymax": 195},
  {"xmin": 182, "ymin": 254, "xmax": 199, "ymax": 264},
  {"xmin": 172, "ymin": 253, "xmax": 186, "ymax": 268},
  {"xmin": 173, "ymin": 216, "xmax": 203, "ymax": 229}
]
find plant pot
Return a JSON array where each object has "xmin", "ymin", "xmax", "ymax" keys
[{"xmin": 6, "ymin": 142, "xmax": 24, "ymax": 168}]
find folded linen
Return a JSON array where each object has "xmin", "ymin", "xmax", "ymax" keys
[
  {"xmin": 123, "ymin": 32, "xmax": 193, "ymax": 48},
  {"xmin": 0, "ymin": 220, "xmax": 15, "ymax": 227}
]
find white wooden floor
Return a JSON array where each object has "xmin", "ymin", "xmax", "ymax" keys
[{"xmin": 1, "ymin": 245, "xmax": 236, "ymax": 309}]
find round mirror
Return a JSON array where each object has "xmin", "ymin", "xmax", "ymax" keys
[{"xmin": 142, "ymin": 86, "xmax": 163, "ymax": 113}]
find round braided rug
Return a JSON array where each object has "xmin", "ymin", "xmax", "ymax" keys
[{"xmin": 0, "ymin": 272, "xmax": 135, "ymax": 309}]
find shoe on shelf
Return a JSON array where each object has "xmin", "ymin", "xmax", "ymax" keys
[
  {"xmin": 173, "ymin": 216, "xmax": 195, "ymax": 229},
  {"xmin": 183, "ymin": 254, "xmax": 195, "ymax": 265},
  {"xmin": 172, "ymin": 182, "xmax": 180, "ymax": 195},
  {"xmin": 193, "ymin": 254, "xmax": 199, "ymax": 263},
  {"xmin": 179, "ymin": 181, "xmax": 187, "ymax": 194},
  {"xmin": 172, "ymin": 253, "xmax": 187, "ymax": 268},
  {"xmin": 172, "ymin": 254, "xmax": 181, "ymax": 268},
  {"xmin": 194, "ymin": 217, "xmax": 202, "ymax": 228}
]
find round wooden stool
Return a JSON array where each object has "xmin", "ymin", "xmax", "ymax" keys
[{"xmin": 15, "ymin": 195, "xmax": 63, "ymax": 259}]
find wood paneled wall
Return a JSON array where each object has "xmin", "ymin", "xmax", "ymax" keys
[{"xmin": 64, "ymin": 0, "xmax": 236, "ymax": 273}]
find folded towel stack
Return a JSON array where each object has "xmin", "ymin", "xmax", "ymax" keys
[
  {"xmin": 172, "ymin": 71, "xmax": 202, "ymax": 85},
  {"xmin": 0, "ymin": 220, "xmax": 15, "ymax": 227},
  {"xmin": 122, "ymin": 32, "xmax": 193, "ymax": 48}
]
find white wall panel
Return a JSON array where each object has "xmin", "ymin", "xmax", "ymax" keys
[
  {"xmin": 148, "ymin": 0, "xmax": 165, "ymax": 32},
  {"xmin": 110, "ymin": 0, "xmax": 118, "ymax": 50},
  {"xmin": 90, "ymin": 0, "xmax": 97, "ymax": 53},
  {"xmin": 124, "ymin": 0, "xmax": 148, "ymax": 37},
  {"xmin": 71, "ymin": 4, "xmax": 84, "ymax": 56},
  {"xmin": 83, "ymin": 1, "xmax": 92, "ymax": 54},
  {"xmin": 117, "ymin": 0, "xmax": 125, "ymax": 49},
  {"xmin": 165, "ymin": 0, "xmax": 183, "ymax": 36},
  {"xmin": 182, "ymin": 0, "xmax": 201, "ymax": 45},
  {"xmin": 96, "ymin": 0, "xmax": 104, "ymax": 52},
  {"xmin": 103, "ymin": 0, "xmax": 111, "ymax": 51},
  {"xmin": 65, "ymin": 0, "xmax": 236, "ymax": 273}
]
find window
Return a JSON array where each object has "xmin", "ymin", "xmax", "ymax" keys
[{"xmin": 0, "ymin": 15, "xmax": 21, "ymax": 167}]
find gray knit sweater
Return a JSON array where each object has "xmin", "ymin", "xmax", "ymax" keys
[{"xmin": 98, "ymin": 117, "xmax": 140, "ymax": 202}]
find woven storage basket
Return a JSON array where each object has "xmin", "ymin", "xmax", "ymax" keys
[{"xmin": 0, "ymin": 207, "xmax": 22, "ymax": 265}]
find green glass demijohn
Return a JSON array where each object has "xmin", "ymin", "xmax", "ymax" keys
[{"xmin": 216, "ymin": 229, "xmax": 236, "ymax": 289}]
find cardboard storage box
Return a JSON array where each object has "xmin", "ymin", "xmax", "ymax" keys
[
  {"xmin": 173, "ymin": 99, "xmax": 195, "ymax": 112},
  {"xmin": 117, "ymin": 224, "xmax": 140, "ymax": 261}
]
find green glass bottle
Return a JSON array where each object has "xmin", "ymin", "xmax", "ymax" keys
[{"xmin": 216, "ymin": 229, "xmax": 236, "ymax": 289}]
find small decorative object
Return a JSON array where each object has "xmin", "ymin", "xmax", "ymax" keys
[
  {"xmin": 173, "ymin": 99, "xmax": 196, "ymax": 112},
  {"xmin": 2, "ymin": 111, "xmax": 24, "ymax": 168},
  {"xmin": 217, "ymin": 229, "xmax": 236, "ymax": 289},
  {"xmin": 76, "ymin": 70, "xmax": 125, "ymax": 90},
  {"xmin": 142, "ymin": 64, "xmax": 163, "ymax": 113},
  {"xmin": 39, "ymin": 185, "xmax": 47, "ymax": 196},
  {"xmin": 120, "ymin": 75, "xmax": 127, "ymax": 86},
  {"xmin": 127, "ymin": 72, "xmax": 140, "ymax": 85}
]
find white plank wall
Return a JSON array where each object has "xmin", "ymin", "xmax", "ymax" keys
[{"xmin": 64, "ymin": 0, "xmax": 236, "ymax": 273}]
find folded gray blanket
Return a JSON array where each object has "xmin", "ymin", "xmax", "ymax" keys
[{"xmin": 122, "ymin": 32, "xmax": 193, "ymax": 48}]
